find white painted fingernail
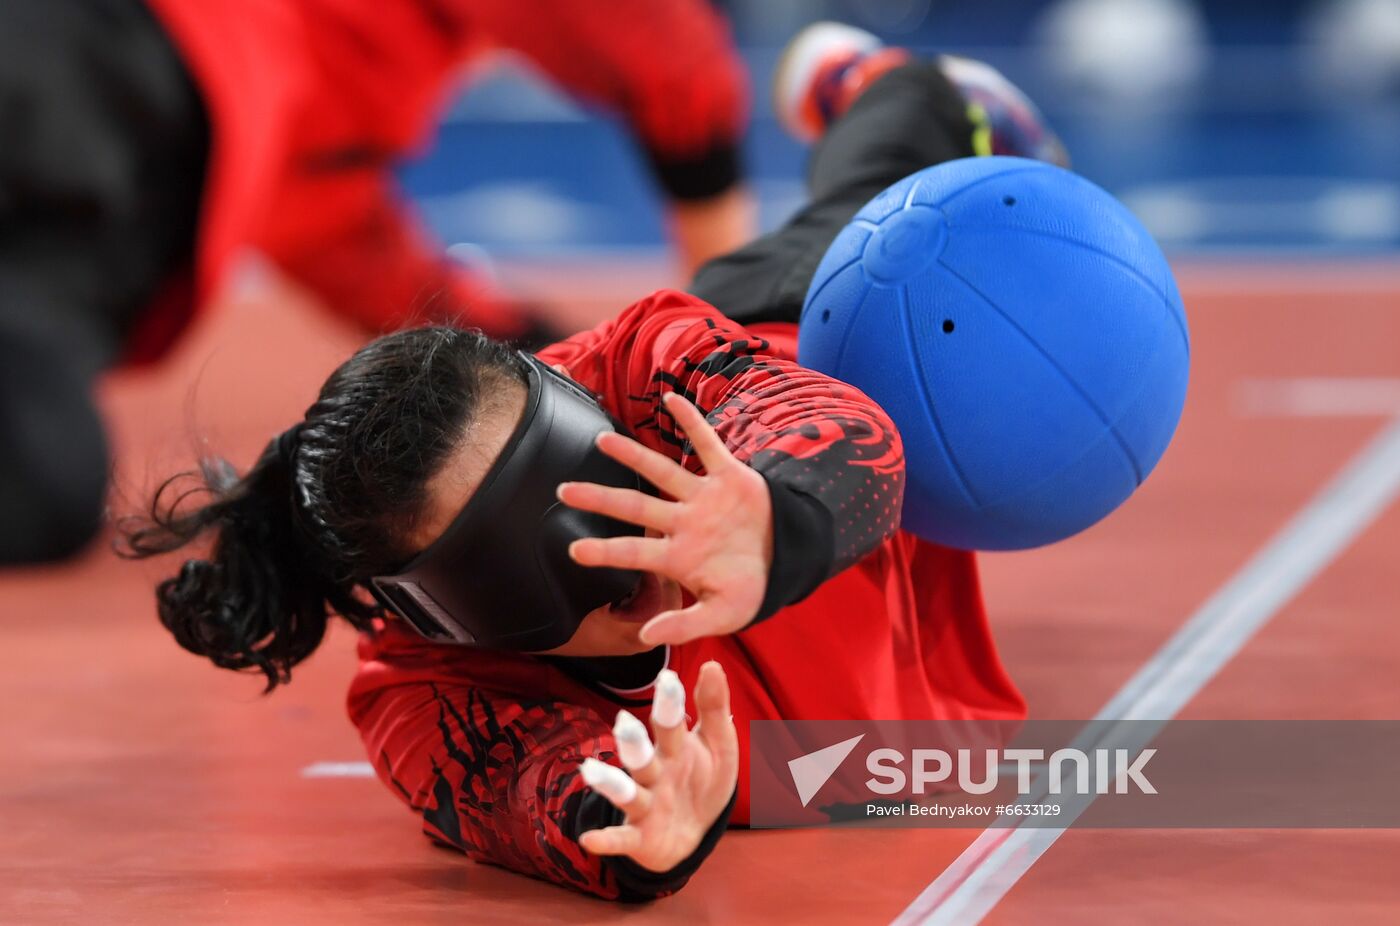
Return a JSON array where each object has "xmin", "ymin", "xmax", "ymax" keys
[
  {"xmin": 580, "ymin": 757, "xmax": 637, "ymax": 805},
  {"xmin": 613, "ymin": 710, "xmax": 655, "ymax": 770},
  {"xmin": 652, "ymin": 669, "xmax": 685, "ymax": 728}
]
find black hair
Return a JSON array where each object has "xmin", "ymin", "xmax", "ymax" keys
[{"xmin": 117, "ymin": 327, "xmax": 527, "ymax": 691}]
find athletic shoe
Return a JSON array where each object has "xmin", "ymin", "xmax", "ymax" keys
[
  {"xmin": 773, "ymin": 22, "xmax": 910, "ymax": 143},
  {"xmin": 937, "ymin": 54, "xmax": 1070, "ymax": 167},
  {"xmin": 774, "ymin": 22, "xmax": 1070, "ymax": 167}
]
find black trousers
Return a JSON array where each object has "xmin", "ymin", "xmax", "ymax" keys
[
  {"xmin": 689, "ymin": 61, "xmax": 976, "ymax": 325},
  {"xmin": 0, "ymin": 0, "xmax": 206, "ymax": 563}
]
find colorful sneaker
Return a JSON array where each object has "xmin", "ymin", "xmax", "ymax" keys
[
  {"xmin": 937, "ymin": 54, "xmax": 1071, "ymax": 167},
  {"xmin": 773, "ymin": 22, "xmax": 910, "ymax": 143},
  {"xmin": 774, "ymin": 22, "xmax": 1070, "ymax": 167}
]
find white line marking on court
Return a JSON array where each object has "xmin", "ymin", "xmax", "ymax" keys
[
  {"xmin": 301, "ymin": 761, "xmax": 375, "ymax": 778},
  {"xmin": 1236, "ymin": 377, "xmax": 1400, "ymax": 417},
  {"xmin": 894, "ymin": 414, "xmax": 1400, "ymax": 926},
  {"xmin": 1175, "ymin": 263, "xmax": 1400, "ymax": 295}
]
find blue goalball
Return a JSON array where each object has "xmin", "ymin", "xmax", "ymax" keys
[{"xmin": 798, "ymin": 157, "xmax": 1190, "ymax": 550}]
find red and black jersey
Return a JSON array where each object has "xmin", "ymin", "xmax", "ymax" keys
[
  {"xmin": 348, "ymin": 290, "xmax": 1026, "ymax": 899},
  {"xmin": 130, "ymin": 0, "xmax": 748, "ymax": 364}
]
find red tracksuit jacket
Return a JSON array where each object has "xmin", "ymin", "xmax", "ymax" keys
[
  {"xmin": 133, "ymin": 0, "xmax": 747, "ymax": 363},
  {"xmin": 347, "ymin": 290, "xmax": 1026, "ymax": 899}
]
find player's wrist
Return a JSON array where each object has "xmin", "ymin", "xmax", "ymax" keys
[
  {"xmin": 606, "ymin": 785, "xmax": 738, "ymax": 895},
  {"xmin": 750, "ymin": 474, "xmax": 837, "ymax": 624}
]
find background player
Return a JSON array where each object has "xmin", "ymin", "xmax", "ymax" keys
[
  {"xmin": 120, "ymin": 26, "xmax": 1063, "ymax": 900},
  {"xmin": 0, "ymin": 0, "xmax": 751, "ymax": 565}
]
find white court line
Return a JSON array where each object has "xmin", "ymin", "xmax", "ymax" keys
[
  {"xmin": 1236, "ymin": 377, "xmax": 1400, "ymax": 418},
  {"xmin": 301, "ymin": 761, "xmax": 375, "ymax": 778},
  {"xmin": 894, "ymin": 414, "xmax": 1400, "ymax": 926},
  {"xmin": 1173, "ymin": 262, "xmax": 1400, "ymax": 296}
]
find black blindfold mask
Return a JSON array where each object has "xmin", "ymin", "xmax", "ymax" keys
[{"xmin": 369, "ymin": 352, "xmax": 644, "ymax": 650}]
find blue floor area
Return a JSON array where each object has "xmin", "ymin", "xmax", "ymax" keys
[{"xmin": 398, "ymin": 49, "xmax": 1400, "ymax": 259}]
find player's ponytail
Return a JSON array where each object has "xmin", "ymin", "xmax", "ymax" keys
[
  {"xmin": 121, "ymin": 433, "xmax": 341, "ymax": 690},
  {"xmin": 118, "ymin": 327, "xmax": 527, "ymax": 691}
]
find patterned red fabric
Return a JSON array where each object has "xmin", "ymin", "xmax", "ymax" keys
[
  {"xmin": 128, "ymin": 0, "xmax": 748, "ymax": 363},
  {"xmin": 347, "ymin": 290, "xmax": 1026, "ymax": 898}
]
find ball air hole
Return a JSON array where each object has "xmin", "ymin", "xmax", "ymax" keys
[
  {"xmin": 821, "ymin": 309, "xmax": 831, "ymax": 323},
  {"xmin": 942, "ymin": 319, "xmax": 955, "ymax": 334},
  {"xmin": 1003, "ymin": 195, "xmax": 1017, "ymax": 206}
]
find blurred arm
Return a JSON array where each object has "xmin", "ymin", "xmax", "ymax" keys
[
  {"xmin": 451, "ymin": 0, "xmax": 757, "ymax": 270},
  {"xmin": 257, "ymin": 167, "xmax": 534, "ymax": 340},
  {"xmin": 667, "ymin": 185, "xmax": 759, "ymax": 279}
]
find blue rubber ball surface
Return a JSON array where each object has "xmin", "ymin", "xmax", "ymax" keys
[{"xmin": 798, "ymin": 156, "xmax": 1190, "ymax": 550}]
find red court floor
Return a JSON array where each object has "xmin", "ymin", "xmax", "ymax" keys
[{"xmin": 2, "ymin": 261, "xmax": 1397, "ymax": 924}]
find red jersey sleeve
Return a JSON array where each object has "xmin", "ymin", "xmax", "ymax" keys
[
  {"xmin": 451, "ymin": 0, "xmax": 749, "ymax": 199},
  {"xmin": 538, "ymin": 289, "xmax": 905, "ymax": 617},
  {"xmin": 352, "ymin": 675, "xmax": 726, "ymax": 900}
]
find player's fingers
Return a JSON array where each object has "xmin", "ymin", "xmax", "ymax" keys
[
  {"xmin": 662, "ymin": 392, "xmax": 735, "ymax": 474},
  {"xmin": 613, "ymin": 709, "xmax": 661, "ymax": 788},
  {"xmin": 693, "ymin": 661, "xmax": 739, "ymax": 770},
  {"xmin": 577, "ymin": 824, "xmax": 644, "ymax": 858},
  {"xmin": 595, "ymin": 431, "xmax": 702, "ymax": 500},
  {"xmin": 580, "ymin": 757, "xmax": 653, "ymax": 818},
  {"xmin": 650, "ymin": 669, "xmax": 688, "ymax": 760},
  {"xmin": 557, "ymin": 482, "xmax": 679, "ymax": 534},
  {"xmin": 569, "ymin": 535, "xmax": 668, "ymax": 573},
  {"xmin": 639, "ymin": 600, "xmax": 728, "ymax": 647}
]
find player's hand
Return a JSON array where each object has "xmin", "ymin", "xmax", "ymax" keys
[
  {"xmin": 559, "ymin": 391, "xmax": 772, "ymax": 646},
  {"xmin": 577, "ymin": 662, "xmax": 738, "ymax": 872}
]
